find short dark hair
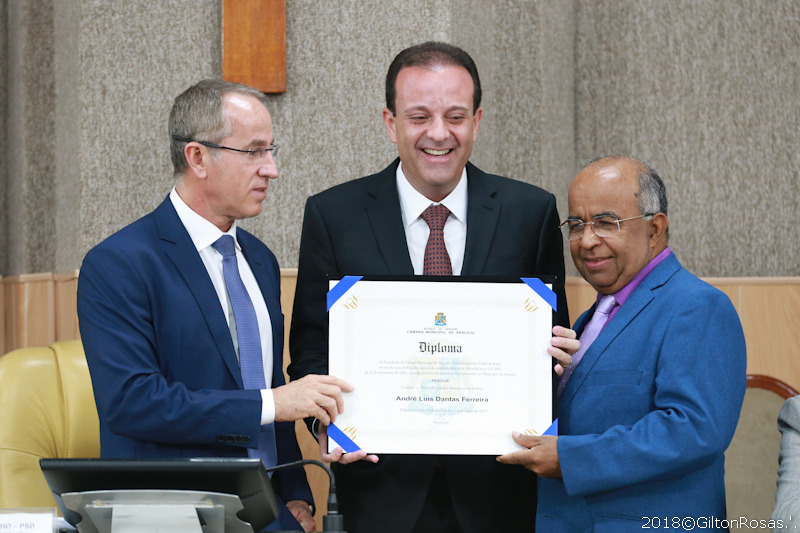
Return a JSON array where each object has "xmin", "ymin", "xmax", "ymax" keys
[
  {"xmin": 385, "ymin": 41, "xmax": 482, "ymax": 115},
  {"xmin": 168, "ymin": 79, "xmax": 269, "ymax": 176}
]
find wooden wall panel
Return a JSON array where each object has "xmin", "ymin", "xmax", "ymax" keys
[
  {"xmin": 2, "ymin": 273, "xmax": 56, "ymax": 352},
  {"xmin": 708, "ymin": 280, "xmax": 742, "ymax": 316},
  {"xmin": 54, "ymin": 271, "xmax": 80, "ymax": 341},
  {"xmin": 222, "ymin": 0, "xmax": 287, "ymax": 94},
  {"xmin": 565, "ymin": 276, "xmax": 597, "ymax": 325},
  {"xmin": 739, "ymin": 282, "xmax": 800, "ymax": 385}
]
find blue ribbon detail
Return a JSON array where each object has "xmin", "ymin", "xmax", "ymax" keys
[
  {"xmin": 543, "ymin": 418, "xmax": 558, "ymax": 436},
  {"xmin": 520, "ymin": 278, "xmax": 557, "ymax": 311},
  {"xmin": 327, "ymin": 423, "xmax": 361, "ymax": 453},
  {"xmin": 327, "ymin": 276, "xmax": 364, "ymax": 312}
]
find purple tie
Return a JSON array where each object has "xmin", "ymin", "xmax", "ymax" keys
[
  {"xmin": 212, "ymin": 235, "xmax": 278, "ymax": 469},
  {"xmin": 421, "ymin": 204, "xmax": 452, "ymax": 275},
  {"xmin": 557, "ymin": 294, "xmax": 617, "ymax": 399}
]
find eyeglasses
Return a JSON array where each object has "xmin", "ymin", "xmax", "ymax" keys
[
  {"xmin": 172, "ymin": 135, "xmax": 279, "ymax": 160},
  {"xmin": 559, "ymin": 214, "xmax": 655, "ymax": 241}
]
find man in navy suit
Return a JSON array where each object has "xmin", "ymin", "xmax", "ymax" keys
[
  {"xmin": 77, "ymin": 79, "xmax": 352, "ymax": 532},
  {"xmin": 499, "ymin": 156, "xmax": 747, "ymax": 531},
  {"xmin": 288, "ymin": 42, "xmax": 578, "ymax": 533}
]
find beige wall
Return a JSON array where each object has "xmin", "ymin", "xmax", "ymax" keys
[
  {"xmin": 1, "ymin": 0, "xmax": 577, "ymax": 275},
  {"xmin": 3, "ymin": 0, "xmax": 223, "ymax": 275},
  {"xmin": 3, "ymin": 1, "xmax": 799, "ymax": 277},
  {"xmin": 4, "ymin": 1, "xmax": 798, "ymax": 278},
  {"xmin": 573, "ymin": 1, "xmax": 800, "ymax": 277},
  {"xmin": 0, "ymin": 2, "xmax": 6, "ymax": 276}
]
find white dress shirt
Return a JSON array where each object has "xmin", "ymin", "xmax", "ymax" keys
[
  {"xmin": 169, "ymin": 188, "xmax": 276, "ymax": 425},
  {"xmin": 395, "ymin": 162, "xmax": 468, "ymax": 274}
]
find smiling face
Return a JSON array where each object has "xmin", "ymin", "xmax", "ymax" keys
[
  {"xmin": 382, "ymin": 65, "xmax": 482, "ymax": 202},
  {"xmin": 568, "ymin": 158, "xmax": 669, "ymax": 294},
  {"xmin": 192, "ymin": 93, "xmax": 278, "ymax": 231}
]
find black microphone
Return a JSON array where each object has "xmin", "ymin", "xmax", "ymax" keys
[{"xmin": 264, "ymin": 459, "xmax": 346, "ymax": 533}]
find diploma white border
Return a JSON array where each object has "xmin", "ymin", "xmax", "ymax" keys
[{"xmin": 327, "ymin": 277, "xmax": 555, "ymax": 455}]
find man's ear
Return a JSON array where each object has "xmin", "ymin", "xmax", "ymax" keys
[
  {"xmin": 382, "ymin": 108, "xmax": 398, "ymax": 144},
  {"xmin": 650, "ymin": 212, "xmax": 669, "ymax": 242},
  {"xmin": 471, "ymin": 107, "xmax": 482, "ymax": 142},
  {"xmin": 184, "ymin": 143, "xmax": 208, "ymax": 179}
]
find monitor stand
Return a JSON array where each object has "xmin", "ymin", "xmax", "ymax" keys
[{"xmin": 62, "ymin": 490, "xmax": 254, "ymax": 533}]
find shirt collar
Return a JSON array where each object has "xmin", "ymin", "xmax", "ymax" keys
[
  {"xmin": 604, "ymin": 246, "xmax": 672, "ymax": 307},
  {"xmin": 169, "ymin": 187, "xmax": 239, "ymax": 252},
  {"xmin": 396, "ymin": 162, "xmax": 468, "ymax": 228}
]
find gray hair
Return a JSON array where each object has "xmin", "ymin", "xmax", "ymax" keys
[
  {"xmin": 168, "ymin": 79, "xmax": 269, "ymax": 175},
  {"xmin": 636, "ymin": 162, "xmax": 668, "ymax": 217}
]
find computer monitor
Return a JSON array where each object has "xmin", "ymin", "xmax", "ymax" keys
[{"xmin": 40, "ymin": 458, "xmax": 278, "ymax": 532}]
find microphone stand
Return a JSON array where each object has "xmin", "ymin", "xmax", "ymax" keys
[{"xmin": 264, "ymin": 459, "xmax": 346, "ymax": 533}]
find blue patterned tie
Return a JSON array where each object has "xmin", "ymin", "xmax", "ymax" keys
[
  {"xmin": 557, "ymin": 294, "xmax": 617, "ymax": 399},
  {"xmin": 212, "ymin": 235, "xmax": 278, "ymax": 469},
  {"xmin": 421, "ymin": 204, "xmax": 453, "ymax": 275}
]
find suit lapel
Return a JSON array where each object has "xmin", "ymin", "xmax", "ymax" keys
[
  {"xmin": 364, "ymin": 160, "xmax": 501, "ymax": 275},
  {"xmin": 365, "ymin": 160, "xmax": 414, "ymax": 274},
  {"xmin": 560, "ymin": 254, "xmax": 681, "ymax": 407},
  {"xmin": 462, "ymin": 163, "xmax": 500, "ymax": 276},
  {"xmin": 154, "ymin": 199, "xmax": 244, "ymax": 388}
]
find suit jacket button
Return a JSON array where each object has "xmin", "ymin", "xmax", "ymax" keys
[
  {"xmin": 216, "ymin": 434, "xmax": 225, "ymax": 443},
  {"xmin": 244, "ymin": 436, "xmax": 251, "ymax": 444}
]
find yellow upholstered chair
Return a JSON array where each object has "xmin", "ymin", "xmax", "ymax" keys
[
  {"xmin": 0, "ymin": 340, "xmax": 100, "ymax": 508},
  {"xmin": 725, "ymin": 374, "xmax": 798, "ymax": 520}
]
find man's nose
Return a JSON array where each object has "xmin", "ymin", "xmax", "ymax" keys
[
  {"xmin": 259, "ymin": 154, "xmax": 278, "ymax": 179},
  {"xmin": 426, "ymin": 117, "xmax": 450, "ymax": 142},
  {"xmin": 578, "ymin": 225, "xmax": 601, "ymax": 247}
]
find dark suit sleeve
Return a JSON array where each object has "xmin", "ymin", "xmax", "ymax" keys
[
  {"xmin": 77, "ymin": 243, "xmax": 263, "ymax": 449},
  {"xmin": 536, "ymin": 193, "xmax": 570, "ymax": 328},
  {"xmin": 272, "ymin": 420, "xmax": 314, "ymax": 505},
  {"xmin": 288, "ymin": 195, "xmax": 335, "ymax": 382}
]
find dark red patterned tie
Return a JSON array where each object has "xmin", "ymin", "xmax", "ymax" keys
[{"xmin": 421, "ymin": 204, "xmax": 453, "ymax": 275}]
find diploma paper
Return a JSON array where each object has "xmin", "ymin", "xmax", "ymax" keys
[{"xmin": 327, "ymin": 278, "xmax": 554, "ymax": 455}]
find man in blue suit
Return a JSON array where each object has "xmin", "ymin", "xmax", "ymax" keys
[
  {"xmin": 499, "ymin": 155, "xmax": 747, "ymax": 531},
  {"xmin": 77, "ymin": 80, "xmax": 351, "ymax": 532}
]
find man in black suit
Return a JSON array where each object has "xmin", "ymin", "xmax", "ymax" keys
[{"xmin": 288, "ymin": 42, "xmax": 576, "ymax": 533}]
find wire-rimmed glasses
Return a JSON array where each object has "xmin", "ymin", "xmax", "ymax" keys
[
  {"xmin": 172, "ymin": 135, "xmax": 279, "ymax": 160},
  {"xmin": 559, "ymin": 214, "xmax": 656, "ymax": 241}
]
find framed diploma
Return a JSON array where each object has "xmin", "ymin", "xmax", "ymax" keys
[{"xmin": 327, "ymin": 276, "xmax": 557, "ymax": 456}]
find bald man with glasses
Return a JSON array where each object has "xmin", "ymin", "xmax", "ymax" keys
[{"xmin": 499, "ymin": 155, "xmax": 747, "ymax": 531}]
